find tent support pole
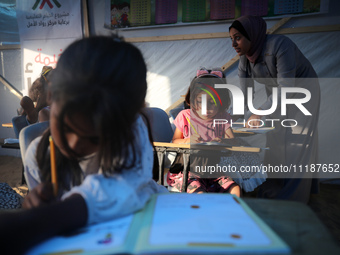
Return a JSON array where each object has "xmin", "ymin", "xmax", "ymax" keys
[{"xmin": 82, "ymin": 0, "xmax": 90, "ymax": 37}]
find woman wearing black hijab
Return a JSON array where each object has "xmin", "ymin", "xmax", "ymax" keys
[{"xmin": 229, "ymin": 15, "xmax": 320, "ymax": 203}]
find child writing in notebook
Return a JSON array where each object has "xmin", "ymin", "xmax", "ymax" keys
[
  {"xmin": 0, "ymin": 36, "xmax": 167, "ymax": 254},
  {"xmin": 168, "ymin": 68, "xmax": 241, "ymax": 196},
  {"xmin": 168, "ymin": 68, "xmax": 266, "ymax": 194}
]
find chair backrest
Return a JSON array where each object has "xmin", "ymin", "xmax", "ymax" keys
[
  {"xmin": 19, "ymin": 121, "xmax": 50, "ymax": 163},
  {"xmin": 12, "ymin": 115, "xmax": 29, "ymax": 138},
  {"xmin": 143, "ymin": 107, "xmax": 174, "ymax": 142},
  {"xmin": 169, "ymin": 105, "xmax": 184, "ymax": 122}
]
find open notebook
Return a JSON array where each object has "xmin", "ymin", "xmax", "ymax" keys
[{"xmin": 26, "ymin": 193, "xmax": 290, "ymax": 255}]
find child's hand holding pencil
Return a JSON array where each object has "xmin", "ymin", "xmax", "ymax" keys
[
  {"xmin": 22, "ymin": 137, "xmax": 58, "ymax": 209},
  {"xmin": 22, "ymin": 183, "xmax": 55, "ymax": 209},
  {"xmin": 185, "ymin": 117, "xmax": 201, "ymax": 143}
]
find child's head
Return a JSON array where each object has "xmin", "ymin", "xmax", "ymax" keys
[
  {"xmin": 185, "ymin": 68, "xmax": 230, "ymax": 120},
  {"xmin": 28, "ymin": 66, "xmax": 53, "ymax": 111},
  {"xmin": 48, "ymin": 35, "xmax": 147, "ymax": 172},
  {"xmin": 20, "ymin": 96, "xmax": 35, "ymax": 114}
]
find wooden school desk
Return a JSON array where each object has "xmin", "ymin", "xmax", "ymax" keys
[
  {"xmin": 2, "ymin": 123, "xmax": 13, "ymax": 128},
  {"xmin": 153, "ymin": 141, "xmax": 262, "ymax": 192}
]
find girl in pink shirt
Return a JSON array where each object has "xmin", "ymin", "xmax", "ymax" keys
[{"xmin": 167, "ymin": 69, "xmax": 241, "ymax": 196}]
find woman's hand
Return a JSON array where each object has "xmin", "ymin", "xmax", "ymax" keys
[
  {"xmin": 22, "ymin": 182, "xmax": 55, "ymax": 209},
  {"xmin": 246, "ymin": 114, "xmax": 262, "ymax": 128}
]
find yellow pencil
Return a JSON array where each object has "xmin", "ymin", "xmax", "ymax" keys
[
  {"xmin": 49, "ymin": 136, "xmax": 58, "ymax": 197},
  {"xmin": 186, "ymin": 116, "xmax": 198, "ymax": 134}
]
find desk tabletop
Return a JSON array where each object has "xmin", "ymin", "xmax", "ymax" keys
[{"xmin": 244, "ymin": 198, "xmax": 340, "ymax": 254}]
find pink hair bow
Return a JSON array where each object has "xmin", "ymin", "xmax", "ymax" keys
[{"xmin": 196, "ymin": 68, "xmax": 223, "ymax": 78}]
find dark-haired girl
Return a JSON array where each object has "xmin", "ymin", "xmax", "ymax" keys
[
  {"xmin": 0, "ymin": 36, "xmax": 167, "ymax": 254},
  {"xmin": 167, "ymin": 68, "xmax": 241, "ymax": 196}
]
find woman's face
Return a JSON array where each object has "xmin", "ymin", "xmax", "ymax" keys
[
  {"xmin": 229, "ymin": 27, "xmax": 251, "ymax": 56},
  {"xmin": 50, "ymin": 101, "xmax": 99, "ymax": 159},
  {"xmin": 194, "ymin": 92, "xmax": 219, "ymax": 120}
]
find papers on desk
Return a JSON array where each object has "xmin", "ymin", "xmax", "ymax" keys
[
  {"xmin": 232, "ymin": 126, "xmax": 275, "ymax": 134},
  {"xmin": 26, "ymin": 194, "xmax": 290, "ymax": 255},
  {"xmin": 4, "ymin": 138, "xmax": 19, "ymax": 144},
  {"xmin": 191, "ymin": 141, "xmax": 264, "ymax": 152}
]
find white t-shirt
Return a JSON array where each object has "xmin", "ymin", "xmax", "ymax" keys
[{"xmin": 24, "ymin": 115, "xmax": 168, "ymax": 225}]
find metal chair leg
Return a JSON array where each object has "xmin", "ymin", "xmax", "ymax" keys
[{"xmin": 181, "ymin": 152, "xmax": 190, "ymax": 193}]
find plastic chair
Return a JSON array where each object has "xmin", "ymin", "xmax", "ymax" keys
[
  {"xmin": 19, "ymin": 121, "xmax": 49, "ymax": 164},
  {"xmin": 169, "ymin": 101, "xmax": 190, "ymax": 122},
  {"xmin": 18, "ymin": 121, "xmax": 49, "ymax": 187},
  {"xmin": 169, "ymin": 105, "xmax": 184, "ymax": 122},
  {"xmin": 12, "ymin": 115, "xmax": 29, "ymax": 138},
  {"xmin": 143, "ymin": 107, "xmax": 174, "ymax": 142},
  {"xmin": 143, "ymin": 107, "xmax": 190, "ymax": 191}
]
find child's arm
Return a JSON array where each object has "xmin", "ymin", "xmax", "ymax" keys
[
  {"xmin": 0, "ymin": 192, "xmax": 87, "ymax": 254},
  {"xmin": 229, "ymin": 183, "xmax": 241, "ymax": 197},
  {"xmin": 38, "ymin": 107, "xmax": 50, "ymax": 122},
  {"xmin": 172, "ymin": 127, "xmax": 190, "ymax": 144},
  {"xmin": 172, "ymin": 127, "xmax": 201, "ymax": 143},
  {"xmin": 23, "ymin": 182, "xmax": 56, "ymax": 208},
  {"xmin": 225, "ymin": 127, "xmax": 234, "ymax": 139}
]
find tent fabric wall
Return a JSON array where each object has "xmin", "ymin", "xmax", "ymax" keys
[
  {"xmin": 134, "ymin": 31, "xmax": 340, "ymax": 109},
  {"xmin": 1, "ymin": 0, "xmax": 340, "ymax": 166},
  {"xmin": 132, "ymin": 32, "xmax": 340, "ymax": 166},
  {"xmin": 0, "ymin": 1, "xmax": 21, "ymax": 156},
  {"xmin": 87, "ymin": 0, "xmax": 340, "ymax": 167},
  {"xmin": 88, "ymin": 0, "xmax": 340, "ymax": 109},
  {"xmin": 135, "ymin": 37, "xmax": 236, "ymax": 110}
]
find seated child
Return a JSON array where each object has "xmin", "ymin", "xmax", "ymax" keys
[
  {"xmin": 20, "ymin": 95, "xmax": 38, "ymax": 124},
  {"xmin": 0, "ymin": 35, "xmax": 167, "ymax": 254},
  {"xmin": 27, "ymin": 65, "xmax": 53, "ymax": 123},
  {"xmin": 168, "ymin": 68, "xmax": 241, "ymax": 196},
  {"xmin": 12, "ymin": 66, "xmax": 53, "ymax": 137},
  {"xmin": 168, "ymin": 68, "xmax": 266, "ymax": 194}
]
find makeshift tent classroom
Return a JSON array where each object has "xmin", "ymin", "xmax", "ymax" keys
[{"xmin": 1, "ymin": 0, "xmax": 340, "ymax": 175}]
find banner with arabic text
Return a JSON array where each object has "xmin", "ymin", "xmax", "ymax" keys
[{"xmin": 16, "ymin": 0, "xmax": 82, "ymax": 95}]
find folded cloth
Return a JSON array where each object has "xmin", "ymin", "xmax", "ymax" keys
[{"xmin": 4, "ymin": 138, "xmax": 19, "ymax": 144}]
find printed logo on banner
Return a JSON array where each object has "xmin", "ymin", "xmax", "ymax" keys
[
  {"xmin": 17, "ymin": 0, "xmax": 82, "ymax": 95},
  {"xmin": 32, "ymin": 0, "xmax": 61, "ymax": 10}
]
